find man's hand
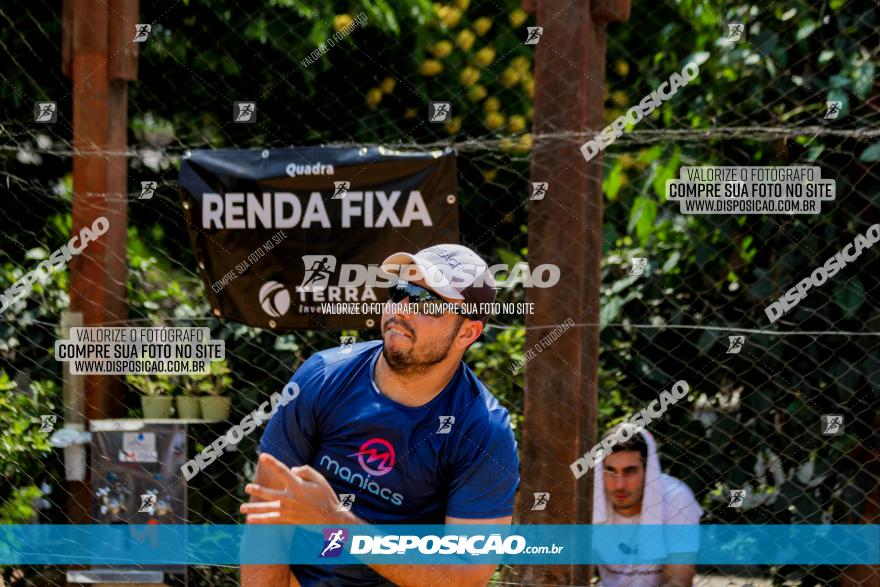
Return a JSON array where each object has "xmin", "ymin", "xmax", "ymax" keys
[
  {"xmin": 240, "ymin": 453, "xmax": 344, "ymax": 525},
  {"xmin": 240, "ymin": 453, "xmax": 312, "ymax": 587},
  {"xmin": 240, "ymin": 453, "xmax": 502, "ymax": 587}
]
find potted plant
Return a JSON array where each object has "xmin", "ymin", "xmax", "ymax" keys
[
  {"xmin": 175, "ymin": 374, "xmax": 201, "ymax": 420},
  {"xmin": 128, "ymin": 374, "xmax": 173, "ymax": 419},
  {"xmin": 198, "ymin": 360, "xmax": 233, "ymax": 421}
]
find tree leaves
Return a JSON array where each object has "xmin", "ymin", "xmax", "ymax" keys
[
  {"xmin": 628, "ymin": 196, "xmax": 658, "ymax": 244},
  {"xmin": 859, "ymin": 142, "xmax": 880, "ymax": 162},
  {"xmin": 834, "ymin": 278, "xmax": 865, "ymax": 318}
]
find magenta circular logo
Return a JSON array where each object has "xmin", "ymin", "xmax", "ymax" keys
[{"xmin": 350, "ymin": 438, "xmax": 396, "ymax": 476}]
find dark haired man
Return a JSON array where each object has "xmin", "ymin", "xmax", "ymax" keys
[
  {"xmin": 593, "ymin": 424, "xmax": 702, "ymax": 587},
  {"xmin": 240, "ymin": 244, "xmax": 520, "ymax": 587}
]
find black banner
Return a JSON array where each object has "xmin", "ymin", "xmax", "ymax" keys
[{"xmin": 179, "ymin": 147, "xmax": 459, "ymax": 330}]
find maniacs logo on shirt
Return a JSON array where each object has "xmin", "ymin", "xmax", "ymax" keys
[
  {"xmin": 350, "ymin": 438, "xmax": 395, "ymax": 476},
  {"xmin": 318, "ymin": 438, "xmax": 404, "ymax": 506}
]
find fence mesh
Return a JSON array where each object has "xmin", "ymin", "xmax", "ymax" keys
[{"xmin": 1, "ymin": 0, "xmax": 879, "ymax": 585}]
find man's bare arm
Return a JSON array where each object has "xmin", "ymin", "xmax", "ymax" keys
[
  {"xmin": 358, "ymin": 515, "xmax": 511, "ymax": 587},
  {"xmin": 240, "ymin": 488, "xmax": 298, "ymax": 587},
  {"xmin": 660, "ymin": 563, "xmax": 696, "ymax": 587},
  {"xmin": 240, "ymin": 454, "xmax": 298, "ymax": 587},
  {"xmin": 242, "ymin": 455, "xmax": 509, "ymax": 587},
  {"xmin": 239, "ymin": 564, "xmax": 300, "ymax": 587}
]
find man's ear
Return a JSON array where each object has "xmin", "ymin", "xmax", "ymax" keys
[{"xmin": 457, "ymin": 318, "xmax": 483, "ymax": 348}]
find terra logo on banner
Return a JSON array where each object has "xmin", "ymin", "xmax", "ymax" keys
[{"xmin": 259, "ymin": 282, "xmax": 291, "ymax": 317}]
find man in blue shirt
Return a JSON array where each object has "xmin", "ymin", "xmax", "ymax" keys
[{"xmin": 240, "ymin": 244, "xmax": 521, "ymax": 587}]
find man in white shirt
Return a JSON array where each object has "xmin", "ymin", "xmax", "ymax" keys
[{"xmin": 593, "ymin": 424, "xmax": 702, "ymax": 587}]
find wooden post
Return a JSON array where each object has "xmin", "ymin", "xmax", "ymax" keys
[
  {"xmin": 62, "ymin": 0, "xmax": 138, "ymax": 523},
  {"xmin": 517, "ymin": 0, "xmax": 630, "ymax": 584},
  {"xmin": 60, "ymin": 311, "xmax": 85, "ymax": 426}
]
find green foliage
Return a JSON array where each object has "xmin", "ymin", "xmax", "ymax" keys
[
  {"xmin": 125, "ymin": 373, "xmax": 175, "ymax": 397},
  {"xmin": 1, "ymin": 10, "xmax": 878, "ymax": 587},
  {"xmin": 597, "ymin": 1, "xmax": 880, "ymax": 538},
  {"xmin": 0, "ymin": 486, "xmax": 43, "ymax": 524},
  {"xmin": 187, "ymin": 360, "xmax": 234, "ymax": 397},
  {"xmin": 0, "ymin": 373, "xmax": 56, "ymax": 523},
  {"xmin": 0, "ymin": 373, "xmax": 54, "ymax": 479},
  {"xmin": 466, "ymin": 325, "xmax": 525, "ymax": 435}
]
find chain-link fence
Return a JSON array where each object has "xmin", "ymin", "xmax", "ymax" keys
[{"xmin": 1, "ymin": 0, "xmax": 879, "ymax": 585}]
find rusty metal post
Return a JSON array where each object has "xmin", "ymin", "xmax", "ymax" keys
[
  {"xmin": 517, "ymin": 0, "xmax": 630, "ymax": 584},
  {"xmin": 62, "ymin": 0, "xmax": 138, "ymax": 523}
]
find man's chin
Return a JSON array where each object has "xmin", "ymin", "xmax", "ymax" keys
[
  {"xmin": 383, "ymin": 330, "xmax": 414, "ymax": 346},
  {"xmin": 383, "ymin": 349, "xmax": 424, "ymax": 377},
  {"xmin": 381, "ymin": 339, "xmax": 410, "ymax": 363}
]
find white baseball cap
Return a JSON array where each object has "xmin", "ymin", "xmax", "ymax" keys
[{"xmin": 381, "ymin": 244, "xmax": 497, "ymax": 322}]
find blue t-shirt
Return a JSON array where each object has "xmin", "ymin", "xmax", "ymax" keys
[{"xmin": 258, "ymin": 340, "xmax": 520, "ymax": 586}]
